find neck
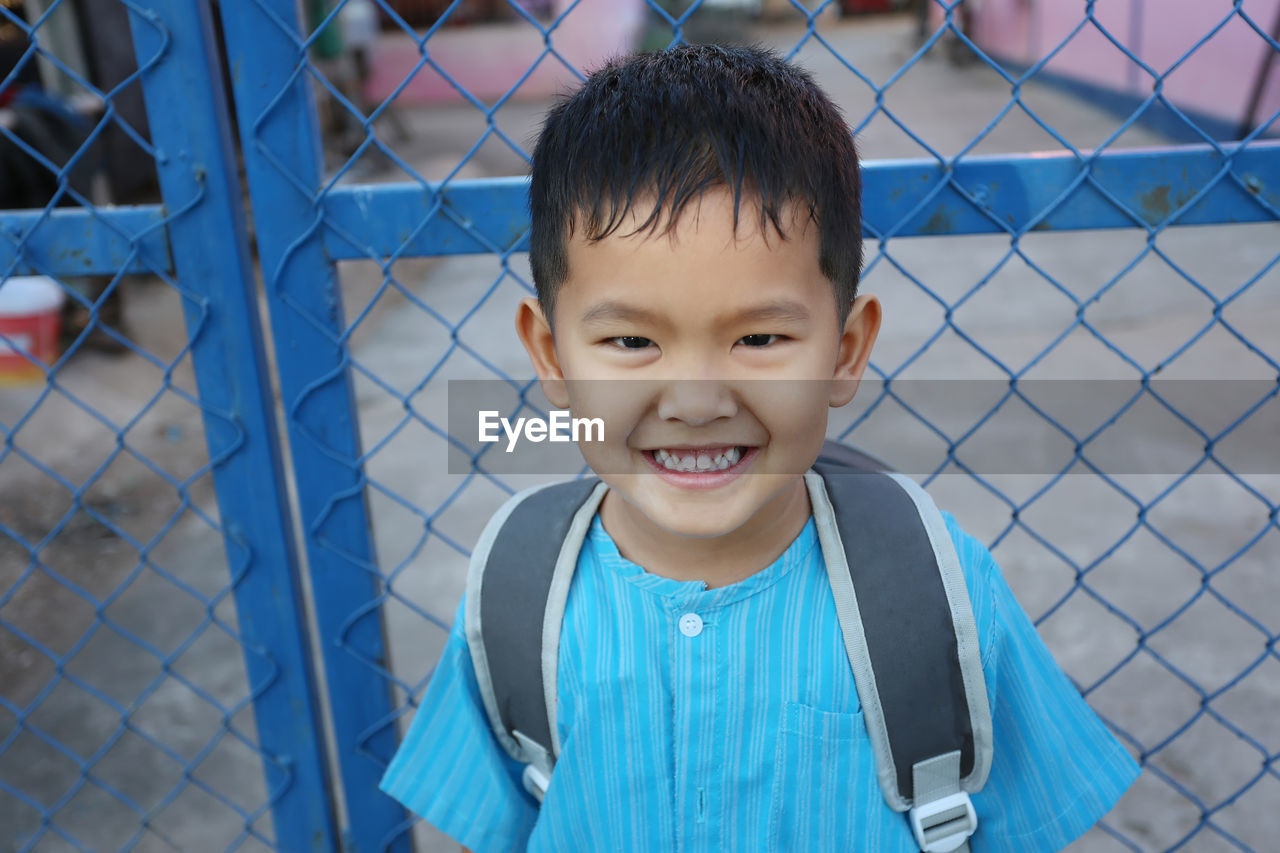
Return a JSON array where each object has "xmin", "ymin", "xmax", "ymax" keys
[{"xmin": 599, "ymin": 477, "xmax": 812, "ymax": 589}]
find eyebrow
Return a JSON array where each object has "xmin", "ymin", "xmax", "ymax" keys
[
  {"xmin": 579, "ymin": 300, "xmax": 664, "ymax": 326},
  {"xmin": 728, "ymin": 300, "xmax": 812, "ymax": 325},
  {"xmin": 579, "ymin": 299, "xmax": 812, "ymax": 327}
]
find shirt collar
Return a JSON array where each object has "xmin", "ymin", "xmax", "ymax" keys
[{"xmin": 584, "ymin": 512, "xmax": 818, "ymax": 610}]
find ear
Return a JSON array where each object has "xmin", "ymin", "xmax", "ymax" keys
[
  {"xmin": 515, "ymin": 296, "xmax": 571, "ymax": 408},
  {"xmin": 830, "ymin": 293, "xmax": 881, "ymax": 407}
]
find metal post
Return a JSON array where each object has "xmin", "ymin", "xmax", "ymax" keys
[
  {"xmin": 1238, "ymin": 4, "xmax": 1280, "ymax": 140},
  {"xmin": 1126, "ymin": 0, "xmax": 1144, "ymax": 95},
  {"xmin": 22, "ymin": 0, "xmax": 89, "ymax": 100},
  {"xmin": 214, "ymin": 0, "xmax": 410, "ymax": 849},
  {"xmin": 125, "ymin": 2, "xmax": 339, "ymax": 849}
]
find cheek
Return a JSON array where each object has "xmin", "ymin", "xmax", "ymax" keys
[
  {"xmin": 565, "ymin": 380, "xmax": 654, "ymax": 447},
  {"xmin": 747, "ymin": 380, "xmax": 831, "ymax": 428},
  {"xmin": 745, "ymin": 381, "xmax": 832, "ymax": 455}
]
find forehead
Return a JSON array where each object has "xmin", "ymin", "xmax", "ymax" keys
[
  {"xmin": 576, "ymin": 185, "xmax": 813, "ymax": 249},
  {"xmin": 557, "ymin": 187, "xmax": 830, "ymax": 320}
]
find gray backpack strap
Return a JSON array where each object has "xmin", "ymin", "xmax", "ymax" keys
[
  {"xmin": 806, "ymin": 467, "xmax": 992, "ymax": 853},
  {"xmin": 465, "ymin": 478, "xmax": 608, "ymax": 802},
  {"xmin": 815, "ymin": 439, "xmax": 892, "ymax": 473}
]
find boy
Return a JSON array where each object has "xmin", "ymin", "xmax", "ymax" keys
[{"xmin": 381, "ymin": 44, "xmax": 1140, "ymax": 852}]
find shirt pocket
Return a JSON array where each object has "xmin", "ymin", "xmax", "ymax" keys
[{"xmin": 768, "ymin": 701, "xmax": 914, "ymax": 852}]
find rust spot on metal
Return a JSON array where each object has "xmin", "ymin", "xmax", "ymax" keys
[
  {"xmin": 1139, "ymin": 185, "xmax": 1172, "ymax": 223},
  {"xmin": 922, "ymin": 208, "xmax": 952, "ymax": 234}
]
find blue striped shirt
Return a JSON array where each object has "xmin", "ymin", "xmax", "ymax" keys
[{"xmin": 381, "ymin": 509, "xmax": 1140, "ymax": 852}]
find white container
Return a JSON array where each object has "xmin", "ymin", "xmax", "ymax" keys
[{"xmin": 0, "ymin": 275, "xmax": 66, "ymax": 382}]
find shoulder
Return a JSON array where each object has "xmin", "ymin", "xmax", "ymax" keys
[
  {"xmin": 931, "ymin": 511, "xmax": 1141, "ymax": 850},
  {"xmin": 932, "ymin": 508, "xmax": 1002, "ymax": 662},
  {"xmin": 379, "ymin": 596, "xmax": 540, "ymax": 850},
  {"xmin": 938, "ymin": 508, "xmax": 998, "ymax": 586}
]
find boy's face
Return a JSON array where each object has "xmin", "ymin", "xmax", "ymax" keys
[{"xmin": 517, "ymin": 188, "xmax": 880, "ymax": 543}]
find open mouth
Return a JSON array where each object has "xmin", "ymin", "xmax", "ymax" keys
[{"xmin": 643, "ymin": 446, "xmax": 754, "ymax": 474}]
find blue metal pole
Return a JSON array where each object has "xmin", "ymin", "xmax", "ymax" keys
[
  {"xmin": 125, "ymin": 2, "xmax": 339, "ymax": 850},
  {"xmin": 213, "ymin": 1, "xmax": 410, "ymax": 850}
]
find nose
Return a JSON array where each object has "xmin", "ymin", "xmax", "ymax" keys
[{"xmin": 655, "ymin": 378, "xmax": 738, "ymax": 426}]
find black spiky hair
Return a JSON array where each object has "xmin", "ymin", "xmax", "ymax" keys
[{"xmin": 528, "ymin": 42, "xmax": 863, "ymax": 324}]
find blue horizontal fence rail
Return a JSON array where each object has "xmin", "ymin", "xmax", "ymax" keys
[
  {"xmin": 5, "ymin": 138, "xmax": 1275, "ymax": 283},
  {"xmin": 0, "ymin": 0, "xmax": 1276, "ymax": 849},
  {"xmin": 0, "ymin": 205, "xmax": 172, "ymax": 276},
  {"xmin": 317, "ymin": 142, "xmax": 1280, "ymax": 259}
]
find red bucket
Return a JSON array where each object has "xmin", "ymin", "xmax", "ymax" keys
[{"xmin": 0, "ymin": 275, "xmax": 65, "ymax": 385}]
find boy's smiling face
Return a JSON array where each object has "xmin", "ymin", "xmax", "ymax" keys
[{"xmin": 517, "ymin": 188, "xmax": 879, "ymax": 558}]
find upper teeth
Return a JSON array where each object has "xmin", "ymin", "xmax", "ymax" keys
[{"xmin": 654, "ymin": 447, "xmax": 742, "ymax": 472}]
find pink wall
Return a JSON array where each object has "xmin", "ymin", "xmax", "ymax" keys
[
  {"xmin": 365, "ymin": 0, "xmax": 645, "ymax": 105},
  {"xmin": 958, "ymin": 0, "xmax": 1280, "ymax": 134}
]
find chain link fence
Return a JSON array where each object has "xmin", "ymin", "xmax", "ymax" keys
[
  {"xmin": 0, "ymin": 1, "xmax": 336, "ymax": 849},
  {"xmin": 2, "ymin": 0, "xmax": 1278, "ymax": 850}
]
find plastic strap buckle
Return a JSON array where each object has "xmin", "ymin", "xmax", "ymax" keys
[
  {"xmin": 908, "ymin": 790, "xmax": 977, "ymax": 853},
  {"xmin": 521, "ymin": 762, "xmax": 551, "ymax": 802},
  {"xmin": 512, "ymin": 729, "xmax": 554, "ymax": 803}
]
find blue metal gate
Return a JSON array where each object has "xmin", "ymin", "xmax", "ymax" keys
[
  {"xmin": 0, "ymin": 1, "xmax": 337, "ymax": 849},
  {"xmin": 1, "ymin": 0, "xmax": 1277, "ymax": 850}
]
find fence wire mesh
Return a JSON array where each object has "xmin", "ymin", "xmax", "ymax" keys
[
  {"xmin": 249, "ymin": 1, "xmax": 1278, "ymax": 850},
  {"xmin": 0, "ymin": 1, "xmax": 334, "ymax": 850},
  {"xmin": 3, "ymin": 0, "xmax": 1279, "ymax": 851}
]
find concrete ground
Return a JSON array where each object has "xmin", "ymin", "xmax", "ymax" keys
[{"xmin": 2, "ymin": 10, "xmax": 1278, "ymax": 853}]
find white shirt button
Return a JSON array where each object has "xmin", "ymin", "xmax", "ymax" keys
[{"xmin": 678, "ymin": 612, "xmax": 703, "ymax": 637}]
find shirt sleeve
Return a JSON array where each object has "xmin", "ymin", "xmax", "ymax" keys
[
  {"xmin": 943, "ymin": 514, "xmax": 1142, "ymax": 853},
  {"xmin": 379, "ymin": 596, "xmax": 538, "ymax": 853}
]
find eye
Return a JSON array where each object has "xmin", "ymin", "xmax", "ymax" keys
[
  {"xmin": 606, "ymin": 336, "xmax": 654, "ymax": 350},
  {"xmin": 737, "ymin": 333, "xmax": 783, "ymax": 347}
]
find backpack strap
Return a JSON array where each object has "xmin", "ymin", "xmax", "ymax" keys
[
  {"xmin": 814, "ymin": 439, "xmax": 892, "ymax": 473},
  {"xmin": 806, "ymin": 466, "xmax": 992, "ymax": 853},
  {"xmin": 465, "ymin": 477, "xmax": 608, "ymax": 802}
]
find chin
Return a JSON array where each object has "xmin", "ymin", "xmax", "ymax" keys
[
  {"xmin": 654, "ymin": 517, "xmax": 745, "ymax": 540},
  {"xmin": 637, "ymin": 499, "xmax": 758, "ymax": 540}
]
